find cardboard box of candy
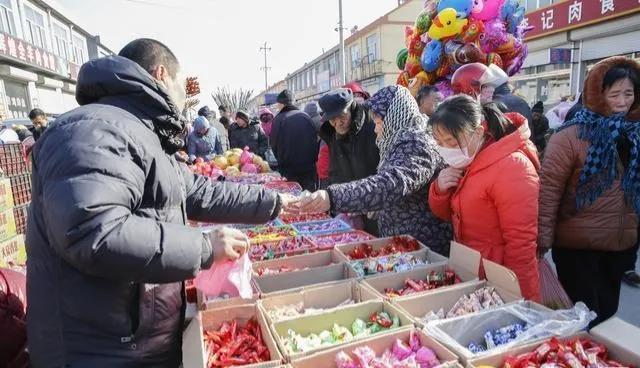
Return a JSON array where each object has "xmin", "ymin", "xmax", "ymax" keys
[
  {"xmin": 291, "ymin": 218, "xmax": 353, "ymax": 237},
  {"xmin": 252, "ymin": 262, "xmax": 356, "ymax": 297},
  {"xmin": 270, "ymin": 299, "xmax": 414, "ymax": 362},
  {"xmin": 278, "ymin": 212, "xmax": 331, "ymax": 225},
  {"xmin": 258, "ymin": 279, "xmax": 372, "ymax": 324},
  {"xmin": 264, "ymin": 181, "xmax": 304, "ymax": 196},
  {"xmin": 424, "ymin": 300, "xmax": 596, "ymax": 363},
  {"xmin": 467, "ymin": 318, "xmax": 640, "ymax": 367},
  {"xmin": 249, "ymin": 237, "xmax": 317, "ymax": 261},
  {"xmin": 336, "ymin": 236, "xmax": 448, "ymax": 278},
  {"xmin": 290, "ymin": 327, "xmax": 460, "ymax": 368},
  {"xmin": 309, "ymin": 230, "xmax": 376, "ymax": 251},
  {"xmin": 244, "ymin": 225, "xmax": 299, "ymax": 245},
  {"xmin": 391, "ymin": 260, "xmax": 522, "ymax": 329},
  {"xmin": 358, "ymin": 242, "xmax": 481, "ymax": 300},
  {"xmin": 252, "ymin": 250, "xmax": 343, "ymax": 277},
  {"xmin": 182, "ymin": 304, "xmax": 283, "ymax": 368}
]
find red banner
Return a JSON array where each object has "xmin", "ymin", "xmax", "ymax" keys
[
  {"xmin": 0, "ymin": 31, "xmax": 60, "ymax": 74},
  {"xmin": 525, "ymin": 0, "xmax": 640, "ymax": 40}
]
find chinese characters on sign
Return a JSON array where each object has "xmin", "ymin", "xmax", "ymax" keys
[
  {"xmin": 0, "ymin": 31, "xmax": 59, "ymax": 74},
  {"xmin": 525, "ymin": 0, "xmax": 640, "ymax": 40}
]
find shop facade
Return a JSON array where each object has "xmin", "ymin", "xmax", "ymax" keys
[{"xmin": 514, "ymin": 0, "xmax": 640, "ymax": 108}]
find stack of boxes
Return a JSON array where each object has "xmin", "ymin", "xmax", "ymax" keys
[{"xmin": 0, "ymin": 143, "xmax": 29, "ymax": 267}]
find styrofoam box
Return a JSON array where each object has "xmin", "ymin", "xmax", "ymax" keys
[
  {"xmin": 291, "ymin": 327, "xmax": 460, "ymax": 368},
  {"xmin": 182, "ymin": 304, "xmax": 283, "ymax": 368},
  {"xmin": 271, "ymin": 300, "xmax": 413, "ymax": 362}
]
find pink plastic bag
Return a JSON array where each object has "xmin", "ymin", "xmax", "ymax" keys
[
  {"xmin": 539, "ymin": 258, "xmax": 574, "ymax": 310},
  {"xmin": 194, "ymin": 253, "xmax": 253, "ymax": 299}
]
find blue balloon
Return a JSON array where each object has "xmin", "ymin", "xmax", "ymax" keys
[
  {"xmin": 437, "ymin": 0, "xmax": 473, "ymax": 18},
  {"xmin": 421, "ymin": 40, "xmax": 443, "ymax": 73}
]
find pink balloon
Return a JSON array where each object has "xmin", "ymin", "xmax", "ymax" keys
[{"xmin": 470, "ymin": 0, "xmax": 505, "ymax": 21}]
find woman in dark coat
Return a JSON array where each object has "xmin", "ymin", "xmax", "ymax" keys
[
  {"xmin": 228, "ymin": 110, "xmax": 270, "ymax": 158},
  {"xmin": 297, "ymin": 86, "xmax": 452, "ymax": 255}
]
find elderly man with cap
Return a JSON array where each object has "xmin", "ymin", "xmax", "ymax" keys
[
  {"xmin": 228, "ymin": 110, "xmax": 270, "ymax": 159},
  {"xmin": 318, "ymin": 88, "xmax": 380, "ymax": 235},
  {"xmin": 198, "ymin": 105, "xmax": 229, "ymax": 151},
  {"xmin": 187, "ymin": 115, "xmax": 224, "ymax": 162},
  {"xmin": 270, "ymin": 89, "xmax": 319, "ymax": 191}
]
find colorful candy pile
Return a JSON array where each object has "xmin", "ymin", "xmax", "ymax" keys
[
  {"xmin": 255, "ymin": 265, "xmax": 303, "ymax": 276},
  {"xmin": 310, "ymin": 231, "xmax": 376, "ymax": 250},
  {"xmin": 225, "ymin": 172, "xmax": 284, "ymax": 184},
  {"xmin": 384, "ymin": 270, "xmax": 461, "ymax": 298},
  {"xmin": 292, "ymin": 219, "xmax": 352, "ymax": 236},
  {"xmin": 335, "ymin": 331, "xmax": 442, "ymax": 368},
  {"xmin": 283, "ymin": 312, "xmax": 400, "ymax": 353},
  {"xmin": 279, "ymin": 212, "xmax": 331, "ymax": 224},
  {"xmin": 266, "ymin": 300, "xmax": 355, "ymax": 322},
  {"xmin": 422, "ymin": 287, "xmax": 505, "ymax": 323},
  {"xmin": 244, "ymin": 225, "xmax": 297, "ymax": 244},
  {"xmin": 248, "ymin": 237, "xmax": 314, "ymax": 261},
  {"xmin": 351, "ymin": 253, "xmax": 427, "ymax": 277},
  {"xmin": 264, "ymin": 181, "xmax": 303, "ymax": 196},
  {"xmin": 203, "ymin": 318, "xmax": 270, "ymax": 367},
  {"xmin": 468, "ymin": 323, "xmax": 528, "ymax": 354},
  {"xmin": 503, "ymin": 337, "xmax": 631, "ymax": 368},
  {"xmin": 347, "ymin": 237, "xmax": 421, "ymax": 260}
]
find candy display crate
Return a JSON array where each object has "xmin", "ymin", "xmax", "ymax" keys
[
  {"xmin": 358, "ymin": 242, "xmax": 482, "ymax": 300},
  {"xmin": 334, "ymin": 235, "xmax": 441, "ymax": 262},
  {"xmin": 290, "ymin": 218, "xmax": 353, "ymax": 237},
  {"xmin": 308, "ymin": 230, "xmax": 376, "ymax": 251},
  {"xmin": 290, "ymin": 327, "xmax": 460, "ymax": 368},
  {"xmin": 270, "ymin": 300, "xmax": 414, "ymax": 362},
  {"xmin": 248, "ymin": 236, "xmax": 317, "ymax": 262},
  {"xmin": 196, "ymin": 282, "xmax": 260, "ymax": 311},
  {"xmin": 182, "ymin": 303, "xmax": 283, "ymax": 368},
  {"xmin": 9, "ymin": 173, "xmax": 31, "ymax": 206},
  {"xmin": 13, "ymin": 203, "xmax": 28, "ymax": 235},
  {"xmin": 424, "ymin": 301, "xmax": 558, "ymax": 363},
  {"xmin": 392, "ymin": 260, "xmax": 523, "ymax": 329},
  {"xmin": 244, "ymin": 225, "xmax": 299, "ymax": 245},
  {"xmin": 258, "ymin": 279, "xmax": 376, "ymax": 325},
  {"xmin": 252, "ymin": 249, "xmax": 343, "ymax": 277},
  {"xmin": 467, "ymin": 318, "xmax": 640, "ymax": 367},
  {"xmin": 252, "ymin": 262, "xmax": 356, "ymax": 297},
  {"xmin": 278, "ymin": 212, "xmax": 331, "ymax": 225},
  {"xmin": 0, "ymin": 143, "xmax": 28, "ymax": 176},
  {"xmin": 0, "ymin": 177, "xmax": 14, "ymax": 210},
  {"xmin": 0, "ymin": 234, "xmax": 25, "ymax": 267},
  {"xmin": 263, "ymin": 181, "xmax": 303, "ymax": 196}
]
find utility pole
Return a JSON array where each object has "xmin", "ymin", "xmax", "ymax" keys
[
  {"xmin": 338, "ymin": 0, "xmax": 346, "ymax": 85},
  {"xmin": 260, "ymin": 42, "xmax": 272, "ymax": 91}
]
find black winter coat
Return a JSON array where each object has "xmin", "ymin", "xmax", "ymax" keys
[
  {"xmin": 494, "ymin": 83, "xmax": 533, "ymax": 123},
  {"xmin": 319, "ymin": 102, "xmax": 380, "ymax": 185},
  {"xmin": 25, "ymin": 56, "xmax": 280, "ymax": 367},
  {"xmin": 271, "ymin": 105, "xmax": 319, "ymax": 174},
  {"xmin": 228, "ymin": 121, "xmax": 270, "ymax": 158}
]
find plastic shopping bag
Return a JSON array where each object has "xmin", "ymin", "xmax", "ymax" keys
[
  {"xmin": 539, "ymin": 258, "xmax": 574, "ymax": 310},
  {"xmin": 194, "ymin": 253, "xmax": 253, "ymax": 299}
]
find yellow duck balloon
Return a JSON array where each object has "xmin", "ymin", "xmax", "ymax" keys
[{"xmin": 428, "ymin": 8, "xmax": 468, "ymax": 41}]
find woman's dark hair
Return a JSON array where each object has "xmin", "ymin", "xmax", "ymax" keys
[
  {"xmin": 429, "ymin": 94, "xmax": 515, "ymax": 143},
  {"xmin": 220, "ymin": 116, "xmax": 230, "ymax": 129},
  {"xmin": 602, "ymin": 65, "xmax": 639, "ymax": 92},
  {"xmin": 416, "ymin": 86, "xmax": 439, "ymax": 105}
]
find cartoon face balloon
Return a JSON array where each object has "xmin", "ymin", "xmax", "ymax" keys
[
  {"xmin": 471, "ymin": 0, "xmax": 484, "ymax": 14},
  {"xmin": 437, "ymin": 0, "xmax": 473, "ymax": 19},
  {"xmin": 470, "ymin": 0, "xmax": 505, "ymax": 21}
]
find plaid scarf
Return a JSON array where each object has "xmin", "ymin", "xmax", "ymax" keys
[{"xmin": 561, "ymin": 108, "xmax": 640, "ymax": 214}]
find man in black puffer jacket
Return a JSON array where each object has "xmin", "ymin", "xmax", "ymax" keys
[
  {"xmin": 26, "ymin": 39, "xmax": 285, "ymax": 367},
  {"xmin": 271, "ymin": 90, "xmax": 319, "ymax": 191},
  {"xmin": 228, "ymin": 110, "xmax": 270, "ymax": 158}
]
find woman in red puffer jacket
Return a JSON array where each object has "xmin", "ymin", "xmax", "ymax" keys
[{"xmin": 428, "ymin": 94, "xmax": 541, "ymax": 301}]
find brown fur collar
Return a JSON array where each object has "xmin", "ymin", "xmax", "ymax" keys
[{"xmin": 583, "ymin": 56, "xmax": 640, "ymax": 120}]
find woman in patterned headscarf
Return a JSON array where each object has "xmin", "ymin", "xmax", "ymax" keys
[{"xmin": 297, "ymin": 85, "xmax": 452, "ymax": 255}]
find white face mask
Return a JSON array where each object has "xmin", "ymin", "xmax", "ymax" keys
[{"xmin": 436, "ymin": 132, "xmax": 483, "ymax": 169}]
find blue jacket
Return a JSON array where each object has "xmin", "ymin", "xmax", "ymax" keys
[
  {"xmin": 327, "ymin": 129, "xmax": 452, "ymax": 255},
  {"xmin": 187, "ymin": 117, "xmax": 223, "ymax": 161}
]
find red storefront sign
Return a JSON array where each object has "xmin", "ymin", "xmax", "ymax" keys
[
  {"xmin": 525, "ymin": 0, "xmax": 640, "ymax": 40},
  {"xmin": 0, "ymin": 31, "xmax": 60, "ymax": 74}
]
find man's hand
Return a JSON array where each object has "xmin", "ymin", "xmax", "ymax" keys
[
  {"xmin": 297, "ymin": 190, "xmax": 331, "ymax": 214},
  {"xmin": 205, "ymin": 226, "xmax": 249, "ymax": 263},
  {"xmin": 436, "ymin": 167, "xmax": 464, "ymax": 193}
]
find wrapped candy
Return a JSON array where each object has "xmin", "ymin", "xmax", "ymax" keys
[
  {"xmin": 469, "ymin": 323, "xmax": 528, "ymax": 353},
  {"xmin": 351, "ymin": 253, "xmax": 427, "ymax": 277},
  {"xmin": 384, "ymin": 270, "xmax": 461, "ymax": 298},
  {"xmin": 248, "ymin": 237, "xmax": 315, "ymax": 261},
  {"xmin": 310, "ymin": 231, "xmax": 376, "ymax": 250},
  {"xmin": 266, "ymin": 299, "xmax": 355, "ymax": 322},
  {"xmin": 279, "ymin": 212, "xmax": 331, "ymax": 225},
  {"xmin": 263, "ymin": 181, "xmax": 303, "ymax": 196},
  {"xmin": 292, "ymin": 219, "xmax": 352, "ymax": 236},
  {"xmin": 244, "ymin": 225, "xmax": 297, "ymax": 244},
  {"xmin": 347, "ymin": 237, "xmax": 422, "ymax": 260},
  {"xmin": 446, "ymin": 287, "xmax": 505, "ymax": 318}
]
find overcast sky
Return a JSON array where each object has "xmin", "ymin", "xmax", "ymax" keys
[{"xmin": 55, "ymin": 0, "xmax": 400, "ymax": 107}]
